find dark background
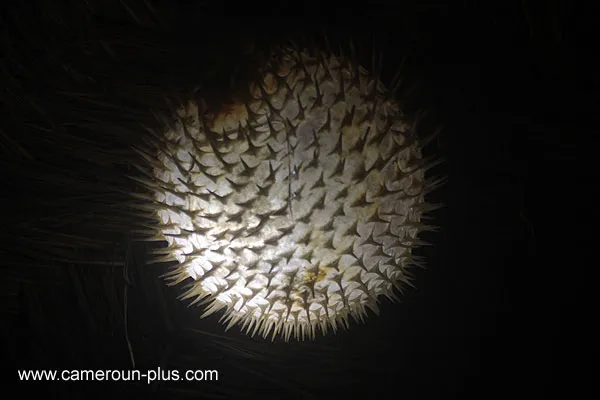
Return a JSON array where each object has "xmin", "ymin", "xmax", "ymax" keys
[{"xmin": 0, "ymin": 1, "xmax": 589, "ymax": 399}]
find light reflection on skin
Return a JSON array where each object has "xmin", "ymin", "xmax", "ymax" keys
[{"xmin": 148, "ymin": 45, "xmax": 434, "ymax": 341}]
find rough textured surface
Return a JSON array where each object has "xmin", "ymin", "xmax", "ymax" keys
[
  {"xmin": 138, "ymin": 45, "xmax": 442, "ymax": 340},
  {"xmin": 3, "ymin": 0, "xmax": 573, "ymax": 398}
]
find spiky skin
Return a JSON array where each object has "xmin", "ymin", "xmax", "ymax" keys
[{"xmin": 134, "ymin": 43, "xmax": 441, "ymax": 341}]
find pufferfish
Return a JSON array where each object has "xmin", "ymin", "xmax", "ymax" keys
[{"xmin": 130, "ymin": 39, "xmax": 443, "ymax": 341}]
